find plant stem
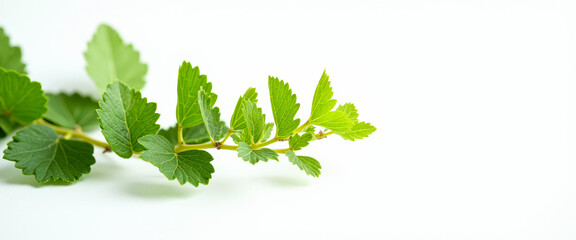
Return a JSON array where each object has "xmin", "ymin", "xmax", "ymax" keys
[
  {"xmin": 36, "ymin": 119, "xmax": 109, "ymax": 149},
  {"xmin": 221, "ymin": 129, "xmax": 233, "ymax": 144},
  {"xmin": 252, "ymin": 137, "xmax": 278, "ymax": 149},
  {"xmin": 292, "ymin": 121, "xmax": 310, "ymax": 134},
  {"xmin": 177, "ymin": 124, "xmax": 184, "ymax": 145}
]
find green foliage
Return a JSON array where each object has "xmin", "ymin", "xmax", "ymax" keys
[
  {"xmin": 309, "ymin": 71, "xmax": 353, "ymax": 133},
  {"xmin": 176, "ymin": 62, "xmax": 216, "ymax": 128},
  {"xmin": 0, "ymin": 68, "xmax": 47, "ymax": 128},
  {"xmin": 44, "ymin": 93, "xmax": 99, "ymax": 131},
  {"xmin": 198, "ymin": 88, "xmax": 225, "ymax": 142},
  {"xmin": 97, "ymin": 82, "xmax": 160, "ymax": 158},
  {"xmin": 139, "ymin": 135, "xmax": 214, "ymax": 186},
  {"xmin": 286, "ymin": 151, "xmax": 321, "ymax": 177},
  {"xmin": 84, "ymin": 24, "xmax": 147, "ymax": 93},
  {"xmin": 0, "ymin": 24, "xmax": 376, "ymax": 186},
  {"xmin": 269, "ymin": 76, "xmax": 300, "ymax": 139},
  {"xmin": 3, "ymin": 125, "xmax": 96, "ymax": 182},
  {"xmin": 0, "ymin": 27, "xmax": 26, "ymax": 74},
  {"xmin": 237, "ymin": 142, "xmax": 278, "ymax": 164}
]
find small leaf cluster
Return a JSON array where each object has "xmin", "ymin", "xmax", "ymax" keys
[{"xmin": 0, "ymin": 24, "xmax": 376, "ymax": 186}]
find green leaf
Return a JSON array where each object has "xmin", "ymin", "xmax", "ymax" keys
[
  {"xmin": 0, "ymin": 117, "xmax": 19, "ymax": 139},
  {"xmin": 0, "ymin": 68, "xmax": 47, "ymax": 125},
  {"xmin": 289, "ymin": 133, "xmax": 313, "ymax": 151},
  {"xmin": 44, "ymin": 93, "xmax": 99, "ymax": 131},
  {"xmin": 229, "ymin": 87, "xmax": 258, "ymax": 131},
  {"xmin": 139, "ymin": 135, "xmax": 215, "ymax": 186},
  {"xmin": 242, "ymin": 100, "xmax": 266, "ymax": 144},
  {"xmin": 84, "ymin": 24, "xmax": 147, "ymax": 93},
  {"xmin": 0, "ymin": 27, "xmax": 26, "ymax": 74},
  {"xmin": 308, "ymin": 71, "xmax": 353, "ymax": 133},
  {"xmin": 336, "ymin": 103, "xmax": 359, "ymax": 124},
  {"xmin": 261, "ymin": 122, "xmax": 274, "ymax": 142},
  {"xmin": 158, "ymin": 123, "xmax": 229, "ymax": 146},
  {"xmin": 198, "ymin": 88, "xmax": 225, "ymax": 142},
  {"xmin": 237, "ymin": 142, "xmax": 278, "ymax": 164},
  {"xmin": 337, "ymin": 122, "xmax": 377, "ymax": 141},
  {"xmin": 3, "ymin": 125, "xmax": 96, "ymax": 183},
  {"xmin": 268, "ymin": 76, "xmax": 300, "ymax": 139},
  {"xmin": 303, "ymin": 125, "xmax": 317, "ymax": 140},
  {"xmin": 97, "ymin": 82, "xmax": 160, "ymax": 158},
  {"xmin": 286, "ymin": 150, "xmax": 321, "ymax": 177},
  {"xmin": 176, "ymin": 61, "xmax": 216, "ymax": 128}
]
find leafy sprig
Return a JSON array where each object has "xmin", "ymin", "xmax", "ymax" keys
[{"xmin": 0, "ymin": 24, "xmax": 376, "ymax": 186}]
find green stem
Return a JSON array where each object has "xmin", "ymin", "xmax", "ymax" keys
[
  {"xmin": 177, "ymin": 124, "xmax": 184, "ymax": 146},
  {"xmin": 272, "ymin": 148, "xmax": 290, "ymax": 154},
  {"xmin": 36, "ymin": 119, "xmax": 109, "ymax": 149},
  {"xmin": 292, "ymin": 121, "xmax": 310, "ymax": 134},
  {"xmin": 252, "ymin": 137, "xmax": 278, "ymax": 149},
  {"xmin": 221, "ymin": 129, "xmax": 233, "ymax": 144}
]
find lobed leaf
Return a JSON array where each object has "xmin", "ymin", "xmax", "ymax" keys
[
  {"xmin": 176, "ymin": 61, "xmax": 215, "ymax": 128},
  {"xmin": 44, "ymin": 93, "xmax": 99, "ymax": 131},
  {"xmin": 308, "ymin": 71, "xmax": 353, "ymax": 133},
  {"xmin": 268, "ymin": 76, "xmax": 300, "ymax": 139},
  {"xmin": 0, "ymin": 27, "xmax": 26, "ymax": 74},
  {"xmin": 289, "ymin": 133, "xmax": 313, "ymax": 151},
  {"xmin": 241, "ymin": 100, "xmax": 266, "ymax": 144},
  {"xmin": 198, "ymin": 88, "xmax": 225, "ymax": 142},
  {"xmin": 237, "ymin": 142, "xmax": 278, "ymax": 164},
  {"xmin": 84, "ymin": 24, "xmax": 147, "ymax": 93},
  {"xmin": 0, "ymin": 68, "xmax": 47, "ymax": 126},
  {"xmin": 336, "ymin": 103, "xmax": 359, "ymax": 124},
  {"xmin": 139, "ymin": 135, "xmax": 215, "ymax": 186},
  {"xmin": 229, "ymin": 87, "xmax": 258, "ymax": 131},
  {"xmin": 286, "ymin": 150, "xmax": 321, "ymax": 177},
  {"xmin": 3, "ymin": 125, "xmax": 96, "ymax": 183},
  {"xmin": 337, "ymin": 122, "xmax": 377, "ymax": 141},
  {"xmin": 97, "ymin": 82, "xmax": 160, "ymax": 158}
]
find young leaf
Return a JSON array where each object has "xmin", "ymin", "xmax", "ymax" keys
[
  {"xmin": 337, "ymin": 122, "xmax": 377, "ymax": 141},
  {"xmin": 261, "ymin": 122, "xmax": 274, "ymax": 142},
  {"xmin": 237, "ymin": 142, "xmax": 279, "ymax": 164},
  {"xmin": 44, "ymin": 93, "xmax": 99, "ymax": 131},
  {"xmin": 268, "ymin": 76, "xmax": 300, "ymax": 139},
  {"xmin": 336, "ymin": 103, "xmax": 359, "ymax": 124},
  {"xmin": 176, "ymin": 62, "xmax": 215, "ymax": 128},
  {"xmin": 139, "ymin": 135, "xmax": 215, "ymax": 186},
  {"xmin": 84, "ymin": 24, "xmax": 147, "ymax": 93},
  {"xmin": 229, "ymin": 87, "xmax": 258, "ymax": 131},
  {"xmin": 303, "ymin": 125, "xmax": 317, "ymax": 140},
  {"xmin": 286, "ymin": 150, "xmax": 321, "ymax": 177},
  {"xmin": 289, "ymin": 133, "xmax": 313, "ymax": 151},
  {"xmin": 198, "ymin": 88, "xmax": 225, "ymax": 142},
  {"xmin": 0, "ymin": 68, "xmax": 47, "ymax": 124},
  {"xmin": 97, "ymin": 82, "xmax": 160, "ymax": 158},
  {"xmin": 158, "ymin": 123, "xmax": 229, "ymax": 146},
  {"xmin": 242, "ymin": 100, "xmax": 266, "ymax": 144},
  {"xmin": 308, "ymin": 71, "xmax": 353, "ymax": 133},
  {"xmin": 3, "ymin": 125, "xmax": 96, "ymax": 183},
  {"xmin": 0, "ymin": 27, "xmax": 26, "ymax": 74}
]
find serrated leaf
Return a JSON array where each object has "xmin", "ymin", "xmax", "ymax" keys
[
  {"xmin": 289, "ymin": 133, "xmax": 313, "ymax": 151},
  {"xmin": 158, "ymin": 123, "xmax": 229, "ymax": 146},
  {"xmin": 198, "ymin": 88, "xmax": 225, "ymax": 142},
  {"xmin": 338, "ymin": 122, "xmax": 377, "ymax": 141},
  {"xmin": 308, "ymin": 71, "xmax": 353, "ymax": 133},
  {"xmin": 303, "ymin": 125, "xmax": 317, "ymax": 140},
  {"xmin": 237, "ymin": 142, "xmax": 278, "ymax": 164},
  {"xmin": 3, "ymin": 125, "xmax": 96, "ymax": 183},
  {"xmin": 336, "ymin": 103, "xmax": 359, "ymax": 124},
  {"xmin": 261, "ymin": 122, "xmax": 274, "ymax": 142},
  {"xmin": 0, "ymin": 27, "xmax": 26, "ymax": 74},
  {"xmin": 44, "ymin": 93, "xmax": 99, "ymax": 131},
  {"xmin": 84, "ymin": 24, "xmax": 147, "ymax": 93},
  {"xmin": 242, "ymin": 100, "xmax": 266, "ymax": 144},
  {"xmin": 97, "ymin": 82, "xmax": 160, "ymax": 158},
  {"xmin": 0, "ymin": 68, "xmax": 47, "ymax": 126},
  {"xmin": 139, "ymin": 135, "xmax": 215, "ymax": 186},
  {"xmin": 286, "ymin": 150, "xmax": 321, "ymax": 177},
  {"xmin": 176, "ymin": 62, "xmax": 216, "ymax": 128},
  {"xmin": 229, "ymin": 88, "xmax": 258, "ymax": 130},
  {"xmin": 269, "ymin": 76, "xmax": 300, "ymax": 139}
]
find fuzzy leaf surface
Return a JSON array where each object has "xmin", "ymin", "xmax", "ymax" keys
[
  {"xmin": 229, "ymin": 87, "xmax": 258, "ymax": 130},
  {"xmin": 176, "ymin": 62, "xmax": 215, "ymax": 128},
  {"xmin": 198, "ymin": 89, "xmax": 225, "ymax": 142},
  {"xmin": 0, "ymin": 27, "xmax": 26, "ymax": 73},
  {"xmin": 97, "ymin": 82, "xmax": 160, "ymax": 158},
  {"xmin": 268, "ymin": 76, "xmax": 300, "ymax": 139},
  {"xmin": 44, "ymin": 93, "xmax": 99, "ymax": 131},
  {"xmin": 286, "ymin": 150, "xmax": 321, "ymax": 177},
  {"xmin": 3, "ymin": 125, "xmax": 95, "ymax": 183},
  {"xmin": 237, "ymin": 142, "xmax": 278, "ymax": 164},
  {"xmin": 84, "ymin": 24, "xmax": 147, "ymax": 93},
  {"xmin": 139, "ymin": 135, "xmax": 214, "ymax": 186},
  {"xmin": 0, "ymin": 68, "xmax": 47, "ymax": 124}
]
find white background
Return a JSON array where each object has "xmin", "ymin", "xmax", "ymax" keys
[{"xmin": 0, "ymin": 0, "xmax": 575, "ymax": 239}]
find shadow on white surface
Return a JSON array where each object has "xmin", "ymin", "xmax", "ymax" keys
[{"xmin": 0, "ymin": 166, "xmax": 74, "ymax": 187}]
